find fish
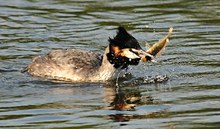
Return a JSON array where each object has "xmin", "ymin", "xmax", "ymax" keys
[{"xmin": 141, "ymin": 27, "xmax": 173, "ymax": 62}]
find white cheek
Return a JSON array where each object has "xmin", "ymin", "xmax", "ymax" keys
[{"xmin": 123, "ymin": 49, "xmax": 139, "ymax": 59}]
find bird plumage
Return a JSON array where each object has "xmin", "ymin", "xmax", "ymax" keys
[{"xmin": 26, "ymin": 27, "xmax": 152, "ymax": 82}]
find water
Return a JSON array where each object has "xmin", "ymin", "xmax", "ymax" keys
[{"xmin": 0, "ymin": 0, "xmax": 220, "ymax": 128}]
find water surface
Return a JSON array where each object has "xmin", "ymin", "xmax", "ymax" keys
[{"xmin": 0, "ymin": 0, "xmax": 220, "ymax": 128}]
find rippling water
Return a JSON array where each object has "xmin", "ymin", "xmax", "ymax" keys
[{"xmin": 0, "ymin": 0, "xmax": 220, "ymax": 128}]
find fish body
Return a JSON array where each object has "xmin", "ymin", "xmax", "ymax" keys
[{"xmin": 142, "ymin": 27, "xmax": 173, "ymax": 62}]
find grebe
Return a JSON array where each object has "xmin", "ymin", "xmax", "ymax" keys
[{"xmin": 26, "ymin": 27, "xmax": 155, "ymax": 82}]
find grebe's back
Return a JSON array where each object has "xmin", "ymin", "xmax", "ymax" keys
[{"xmin": 27, "ymin": 49, "xmax": 104, "ymax": 81}]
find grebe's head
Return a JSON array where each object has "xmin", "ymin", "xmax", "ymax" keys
[{"xmin": 107, "ymin": 27, "xmax": 154, "ymax": 69}]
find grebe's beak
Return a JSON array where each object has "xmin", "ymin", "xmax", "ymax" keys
[
  {"xmin": 128, "ymin": 48, "xmax": 157, "ymax": 63},
  {"xmin": 114, "ymin": 46, "xmax": 156, "ymax": 62}
]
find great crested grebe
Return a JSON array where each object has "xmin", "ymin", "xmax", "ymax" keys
[{"xmin": 26, "ymin": 27, "xmax": 156, "ymax": 82}]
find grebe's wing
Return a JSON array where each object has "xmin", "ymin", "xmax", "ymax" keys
[{"xmin": 47, "ymin": 49, "xmax": 103, "ymax": 69}]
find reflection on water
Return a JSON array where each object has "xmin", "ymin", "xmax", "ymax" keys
[
  {"xmin": 104, "ymin": 84, "xmax": 166, "ymax": 123},
  {"xmin": 0, "ymin": 0, "xmax": 220, "ymax": 128},
  {"xmin": 105, "ymin": 85, "xmax": 145, "ymax": 111}
]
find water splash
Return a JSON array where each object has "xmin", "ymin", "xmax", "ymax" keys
[
  {"xmin": 143, "ymin": 74, "xmax": 169, "ymax": 84},
  {"xmin": 121, "ymin": 74, "xmax": 169, "ymax": 87},
  {"xmin": 115, "ymin": 69, "xmax": 127, "ymax": 87}
]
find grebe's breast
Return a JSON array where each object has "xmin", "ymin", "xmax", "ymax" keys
[{"xmin": 27, "ymin": 49, "xmax": 103, "ymax": 81}]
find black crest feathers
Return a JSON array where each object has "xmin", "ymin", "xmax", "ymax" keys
[{"xmin": 108, "ymin": 27, "xmax": 141, "ymax": 49}]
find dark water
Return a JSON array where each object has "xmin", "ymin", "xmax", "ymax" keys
[{"xmin": 0, "ymin": 0, "xmax": 220, "ymax": 128}]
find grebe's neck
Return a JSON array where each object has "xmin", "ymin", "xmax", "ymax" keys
[{"xmin": 97, "ymin": 46, "xmax": 119, "ymax": 81}]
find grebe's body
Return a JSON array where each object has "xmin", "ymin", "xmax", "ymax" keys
[
  {"xmin": 27, "ymin": 27, "xmax": 154, "ymax": 82},
  {"xmin": 28, "ymin": 47, "xmax": 120, "ymax": 82}
]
